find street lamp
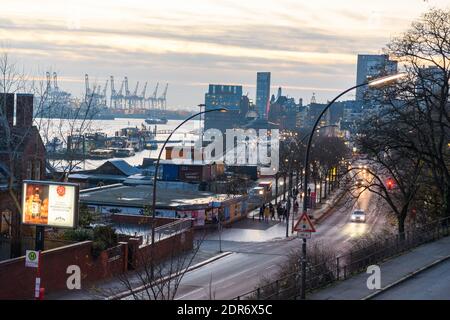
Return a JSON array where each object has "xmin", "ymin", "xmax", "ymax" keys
[
  {"xmin": 299, "ymin": 72, "xmax": 406, "ymax": 300},
  {"xmin": 150, "ymin": 107, "xmax": 227, "ymax": 269}
]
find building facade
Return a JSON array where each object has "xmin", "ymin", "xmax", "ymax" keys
[
  {"xmin": 355, "ymin": 54, "xmax": 398, "ymax": 101},
  {"xmin": 204, "ymin": 84, "xmax": 243, "ymax": 133},
  {"xmin": 256, "ymin": 72, "xmax": 271, "ymax": 119}
]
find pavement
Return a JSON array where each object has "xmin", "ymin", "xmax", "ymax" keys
[{"xmin": 308, "ymin": 235, "xmax": 450, "ymax": 300}]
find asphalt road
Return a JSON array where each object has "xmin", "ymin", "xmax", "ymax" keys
[
  {"xmin": 172, "ymin": 184, "xmax": 388, "ymax": 300},
  {"xmin": 373, "ymin": 258, "xmax": 450, "ymax": 300}
]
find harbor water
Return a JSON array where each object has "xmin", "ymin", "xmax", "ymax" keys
[{"xmin": 36, "ymin": 117, "xmax": 201, "ymax": 171}]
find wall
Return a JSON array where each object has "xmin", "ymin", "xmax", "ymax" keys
[
  {"xmin": 129, "ymin": 229, "xmax": 194, "ymax": 269},
  {"xmin": 0, "ymin": 241, "xmax": 127, "ymax": 299}
]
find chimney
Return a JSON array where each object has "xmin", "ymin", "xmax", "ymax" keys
[
  {"xmin": 0, "ymin": 93, "xmax": 15, "ymax": 127},
  {"xmin": 16, "ymin": 94, "xmax": 34, "ymax": 128}
]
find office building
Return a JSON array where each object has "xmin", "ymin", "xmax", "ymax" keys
[
  {"xmin": 256, "ymin": 72, "xmax": 271, "ymax": 119},
  {"xmin": 355, "ymin": 54, "xmax": 397, "ymax": 101},
  {"xmin": 204, "ymin": 84, "xmax": 243, "ymax": 132}
]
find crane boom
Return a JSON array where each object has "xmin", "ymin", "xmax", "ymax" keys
[
  {"xmin": 133, "ymin": 81, "xmax": 139, "ymax": 96},
  {"xmin": 53, "ymin": 72, "xmax": 59, "ymax": 91},
  {"xmin": 141, "ymin": 82, "xmax": 147, "ymax": 99}
]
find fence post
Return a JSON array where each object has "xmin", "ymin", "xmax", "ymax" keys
[{"xmin": 257, "ymin": 287, "xmax": 261, "ymax": 300}]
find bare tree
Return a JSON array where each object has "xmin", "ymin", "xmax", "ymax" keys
[
  {"xmin": 109, "ymin": 224, "xmax": 206, "ymax": 300},
  {"xmin": 31, "ymin": 72, "xmax": 101, "ymax": 181},
  {"xmin": 0, "ymin": 50, "xmax": 30, "ymax": 257},
  {"xmin": 369, "ymin": 8, "xmax": 450, "ymax": 217}
]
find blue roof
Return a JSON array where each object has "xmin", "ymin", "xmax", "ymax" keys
[{"xmin": 106, "ymin": 160, "xmax": 140, "ymax": 176}]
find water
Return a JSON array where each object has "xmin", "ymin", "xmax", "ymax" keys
[{"xmin": 36, "ymin": 117, "xmax": 201, "ymax": 170}]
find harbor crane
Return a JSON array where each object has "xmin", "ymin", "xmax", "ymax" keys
[
  {"xmin": 140, "ymin": 81, "xmax": 147, "ymax": 108},
  {"xmin": 149, "ymin": 82, "xmax": 159, "ymax": 109},
  {"xmin": 157, "ymin": 83, "xmax": 168, "ymax": 111},
  {"xmin": 53, "ymin": 72, "xmax": 59, "ymax": 92}
]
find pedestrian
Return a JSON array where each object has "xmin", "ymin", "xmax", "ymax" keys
[
  {"xmin": 293, "ymin": 200, "xmax": 299, "ymax": 216},
  {"xmin": 259, "ymin": 204, "xmax": 265, "ymax": 221},
  {"xmin": 264, "ymin": 205, "xmax": 270, "ymax": 222},
  {"xmin": 269, "ymin": 203, "xmax": 275, "ymax": 220},
  {"xmin": 283, "ymin": 205, "xmax": 288, "ymax": 222},
  {"xmin": 277, "ymin": 202, "xmax": 283, "ymax": 221}
]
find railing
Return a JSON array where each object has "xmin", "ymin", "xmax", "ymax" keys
[
  {"xmin": 141, "ymin": 218, "xmax": 193, "ymax": 246},
  {"xmin": 233, "ymin": 216, "xmax": 450, "ymax": 300}
]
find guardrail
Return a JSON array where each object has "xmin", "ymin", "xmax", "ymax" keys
[
  {"xmin": 233, "ymin": 216, "xmax": 450, "ymax": 300},
  {"xmin": 141, "ymin": 218, "xmax": 193, "ymax": 246}
]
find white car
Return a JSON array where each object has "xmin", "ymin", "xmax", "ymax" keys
[{"xmin": 351, "ymin": 210, "xmax": 366, "ymax": 223}]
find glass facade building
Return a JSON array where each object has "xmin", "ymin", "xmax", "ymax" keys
[{"xmin": 256, "ymin": 72, "xmax": 271, "ymax": 119}]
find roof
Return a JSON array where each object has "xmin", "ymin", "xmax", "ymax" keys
[
  {"xmin": 68, "ymin": 173, "xmax": 127, "ymax": 182},
  {"xmin": 96, "ymin": 160, "xmax": 140, "ymax": 176},
  {"xmin": 79, "ymin": 184, "xmax": 243, "ymax": 210}
]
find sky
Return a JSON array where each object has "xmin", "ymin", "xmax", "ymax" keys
[{"xmin": 0, "ymin": 0, "xmax": 448, "ymax": 110}]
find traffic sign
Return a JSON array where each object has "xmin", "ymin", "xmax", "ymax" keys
[
  {"xmin": 25, "ymin": 250, "xmax": 39, "ymax": 268},
  {"xmin": 297, "ymin": 232, "xmax": 311, "ymax": 239},
  {"xmin": 293, "ymin": 212, "xmax": 316, "ymax": 233}
]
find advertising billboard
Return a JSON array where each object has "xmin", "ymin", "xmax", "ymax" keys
[{"xmin": 22, "ymin": 180, "xmax": 79, "ymax": 228}]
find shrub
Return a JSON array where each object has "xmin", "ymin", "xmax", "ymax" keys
[
  {"xmin": 62, "ymin": 228, "xmax": 93, "ymax": 242},
  {"xmin": 91, "ymin": 225, "xmax": 118, "ymax": 258}
]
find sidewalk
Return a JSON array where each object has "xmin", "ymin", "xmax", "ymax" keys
[
  {"xmin": 308, "ymin": 235, "xmax": 450, "ymax": 300},
  {"xmin": 202, "ymin": 187, "xmax": 346, "ymax": 244}
]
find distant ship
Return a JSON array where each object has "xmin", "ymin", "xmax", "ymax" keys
[{"xmin": 145, "ymin": 117, "xmax": 168, "ymax": 125}]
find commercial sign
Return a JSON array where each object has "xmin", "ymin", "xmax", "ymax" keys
[{"xmin": 22, "ymin": 180, "xmax": 79, "ymax": 228}]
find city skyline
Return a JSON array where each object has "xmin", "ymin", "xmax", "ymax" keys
[{"xmin": 0, "ymin": 0, "xmax": 447, "ymax": 109}]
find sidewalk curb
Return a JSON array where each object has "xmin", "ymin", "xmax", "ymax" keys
[
  {"xmin": 106, "ymin": 251, "xmax": 233, "ymax": 300},
  {"xmin": 361, "ymin": 254, "xmax": 450, "ymax": 300}
]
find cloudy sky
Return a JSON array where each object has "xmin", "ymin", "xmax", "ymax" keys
[{"xmin": 0, "ymin": 0, "xmax": 447, "ymax": 109}]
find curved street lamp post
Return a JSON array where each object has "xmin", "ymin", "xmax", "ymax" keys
[
  {"xmin": 299, "ymin": 73, "xmax": 406, "ymax": 299},
  {"xmin": 150, "ymin": 107, "xmax": 227, "ymax": 275}
]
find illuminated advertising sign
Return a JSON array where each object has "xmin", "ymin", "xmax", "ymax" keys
[{"xmin": 22, "ymin": 180, "xmax": 79, "ymax": 228}]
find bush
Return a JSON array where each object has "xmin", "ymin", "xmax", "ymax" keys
[
  {"xmin": 91, "ymin": 225, "xmax": 118, "ymax": 258},
  {"xmin": 62, "ymin": 228, "xmax": 93, "ymax": 242}
]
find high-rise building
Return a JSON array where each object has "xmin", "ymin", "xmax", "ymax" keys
[
  {"xmin": 256, "ymin": 72, "xmax": 271, "ymax": 119},
  {"xmin": 355, "ymin": 54, "xmax": 397, "ymax": 101},
  {"xmin": 204, "ymin": 84, "xmax": 243, "ymax": 132}
]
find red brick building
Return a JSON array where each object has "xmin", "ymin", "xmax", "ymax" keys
[{"xmin": 0, "ymin": 93, "xmax": 46, "ymax": 258}]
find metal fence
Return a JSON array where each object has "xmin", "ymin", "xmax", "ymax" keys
[
  {"xmin": 141, "ymin": 218, "xmax": 193, "ymax": 246},
  {"xmin": 233, "ymin": 216, "xmax": 450, "ymax": 300}
]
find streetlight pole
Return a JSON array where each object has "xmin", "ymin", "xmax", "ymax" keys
[
  {"xmin": 150, "ymin": 107, "xmax": 227, "ymax": 275},
  {"xmin": 299, "ymin": 73, "xmax": 406, "ymax": 300}
]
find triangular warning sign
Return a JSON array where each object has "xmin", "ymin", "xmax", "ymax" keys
[{"xmin": 293, "ymin": 212, "xmax": 316, "ymax": 232}]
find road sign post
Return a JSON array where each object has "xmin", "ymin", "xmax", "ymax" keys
[
  {"xmin": 25, "ymin": 250, "xmax": 43, "ymax": 299},
  {"xmin": 293, "ymin": 212, "xmax": 316, "ymax": 299}
]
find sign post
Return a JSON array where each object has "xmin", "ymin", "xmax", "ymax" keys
[
  {"xmin": 293, "ymin": 212, "xmax": 316, "ymax": 299},
  {"xmin": 25, "ymin": 250, "xmax": 44, "ymax": 299}
]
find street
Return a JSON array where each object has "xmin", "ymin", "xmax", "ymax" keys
[{"xmin": 172, "ymin": 182, "xmax": 389, "ymax": 300}]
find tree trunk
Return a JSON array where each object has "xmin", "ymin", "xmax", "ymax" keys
[{"xmin": 398, "ymin": 209, "xmax": 407, "ymax": 241}]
